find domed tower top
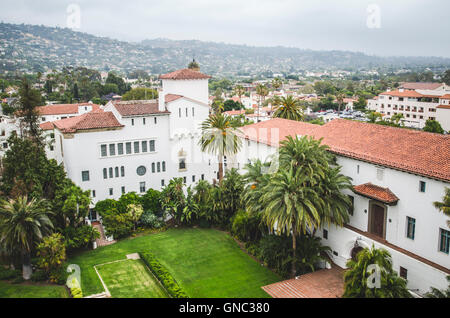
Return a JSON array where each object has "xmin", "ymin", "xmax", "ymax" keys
[{"xmin": 187, "ymin": 58, "xmax": 200, "ymax": 71}]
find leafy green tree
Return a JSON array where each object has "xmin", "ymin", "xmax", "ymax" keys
[
  {"xmin": 442, "ymin": 70, "xmax": 450, "ymax": 86},
  {"xmin": 122, "ymin": 87, "xmax": 158, "ymax": 100},
  {"xmin": 36, "ymin": 233, "xmax": 66, "ymax": 280},
  {"xmin": 343, "ymin": 245, "xmax": 411, "ymax": 298},
  {"xmin": 140, "ymin": 189, "xmax": 162, "ymax": 215},
  {"xmin": 233, "ymin": 85, "xmax": 245, "ymax": 102},
  {"xmin": 271, "ymin": 78, "xmax": 282, "ymax": 91},
  {"xmin": 273, "ymin": 96, "xmax": 304, "ymax": 121},
  {"xmin": 160, "ymin": 178, "xmax": 186, "ymax": 225},
  {"xmin": 423, "ymin": 119, "xmax": 445, "ymax": 134},
  {"xmin": 353, "ymin": 96, "xmax": 367, "ymax": 110},
  {"xmin": 367, "ymin": 111, "xmax": 382, "ymax": 123},
  {"xmin": 18, "ymin": 77, "xmax": 43, "ymax": 141},
  {"xmin": 223, "ymin": 99, "xmax": 244, "ymax": 111},
  {"xmin": 127, "ymin": 204, "xmax": 144, "ymax": 231},
  {"xmin": 199, "ymin": 113, "xmax": 242, "ymax": 181},
  {"xmin": 0, "ymin": 196, "xmax": 53, "ymax": 279}
]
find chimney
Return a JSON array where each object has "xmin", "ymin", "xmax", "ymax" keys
[{"xmin": 158, "ymin": 88, "xmax": 166, "ymax": 111}]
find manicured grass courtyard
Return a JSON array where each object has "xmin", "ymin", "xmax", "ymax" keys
[
  {"xmin": 0, "ymin": 281, "xmax": 69, "ymax": 298},
  {"xmin": 69, "ymin": 228, "xmax": 280, "ymax": 298},
  {"xmin": 96, "ymin": 259, "xmax": 169, "ymax": 298}
]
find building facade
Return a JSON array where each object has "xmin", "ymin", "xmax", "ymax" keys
[{"xmin": 233, "ymin": 118, "xmax": 450, "ymax": 295}]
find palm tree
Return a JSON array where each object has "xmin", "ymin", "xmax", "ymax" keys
[
  {"xmin": 261, "ymin": 167, "xmax": 322, "ymax": 277},
  {"xmin": 336, "ymin": 92, "xmax": 345, "ymax": 114},
  {"xmin": 272, "ymin": 78, "xmax": 282, "ymax": 91},
  {"xmin": 343, "ymin": 245, "xmax": 411, "ymax": 298},
  {"xmin": 233, "ymin": 85, "xmax": 245, "ymax": 103},
  {"xmin": 199, "ymin": 113, "xmax": 242, "ymax": 182},
  {"xmin": 242, "ymin": 160, "xmax": 272, "ymax": 216},
  {"xmin": 367, "ymin": 111, "xmax": 382, "ymax": 123},
  {"xmin": 256, "ymin": 84, "xmax": 269, "ymax": 122},
  {"xmin": 0, "ymin": 196, "xmax": 53, "ymax": 279},
  {"xmin": 434, "ymin": 187, "xmax": 450, "ymax": 227},
  {"xmin": 272, "ymin": 96, "xmax": 304, "ymax": 121}
]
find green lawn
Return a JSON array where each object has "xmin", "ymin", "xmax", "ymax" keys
[
  {"xmin": 0, "ymin": 281, "xmax": 69, "ymax": 298},
  {"xmin": 69, "ymin": 228, "xmax": 280, "ymax": 298},
  {"xmin": 96, "ymin": 259, "xmax": 169, "ymax": 298}
]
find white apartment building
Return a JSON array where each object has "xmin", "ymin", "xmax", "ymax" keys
[
  {"xmin": 367, "ymin": 83, "xmax": 450, "ymax": 131},
  {"xmin": 233, "ymin": 118, "xmax": 449, "ymax": 295},
  {"xmin": 45, "ymin": 69, "xmax": 217, "ymax": 215}
]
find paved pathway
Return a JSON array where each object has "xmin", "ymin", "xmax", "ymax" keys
[
  {"xmin": 92, "ymin": 221, "xmax": 116, "ymax": 247},
  {"xmin": 262, "ymin": 266, "xmax": 344, "ymax": 298}
]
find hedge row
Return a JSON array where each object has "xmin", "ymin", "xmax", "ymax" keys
[{"xmin": 139, "ymin": 252, "xmax": 188, "ymax": 298}]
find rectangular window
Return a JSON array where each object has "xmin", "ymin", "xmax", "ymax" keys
[
  {"xmin": 357, "ymin": 165, "xmax": 360, "ymax": 174},
  {"xmin": 201, "ymin": 174, "xmax": 205, "ymax": 180},
  {"xmin": 109, "ymin": 144, "xmax": 116, "ymax": 156},
  {"xmin": 81, "ymin": 171, "xmax": 90, "ymax": 182},
  {"xmin": 154, "ymin": 117, "xmax": 157, "ymax": 124},
  {"xmin": 92, "ymin": 190, "xmax": 96, "ymax": 198},
  {"xmin": 348, "ymin": 195, "xmax": 354, "ymax": 216},
  {"xmin": 115, "ymin": 167, "xmax": 119, "ymax": 178},
  {"xmin": 103, "ymin": 168, "xmax": 107, "ymax": 179},
  {"xmin": 121, "ymin": 186, "xmax": 125, "ymax": 194},
  {"xmin": 140, "ymin": 182, "xmax": 146, "ymax": 193},
  {"xmin": 142, "ymin": 141, "xmax": 148, "ymax": 153},
  {"xmin": 121, "ymin": 166, "xmax": 125, "ymax": 177},
  {"xmin": 152, "ymin": 162, "xmax": 156, "ymax": 173},
  {"xmin": 192, "ymin": 107, "xmax": 195, "ymax": 117},
  {"xmin": 157, "ymin": 162, "xmax": 161, "ymax": 173},
  {"xmin": 399, "ymin": 267, "xmax": 407, "ymax": 279},
  {"xmin": 179, "ymin": 158, "xmax": 186, "ymax": 170},
  {"xmin": 419, "ymin": 181, "xmax": 426, "ymax": 193},
  {"xmin": 439, "ymin": 228, "xmax": 450, "ymax": 254},
  {"xmin": 162, "ymin": 161, "xmax": 166, "ymax": 172},
  {"xmin": 183, "ymin": 176, "xmax": 186, "ymax": 183},
  {"xmin": 101, "ymin": 144, "xmax": 107, "ymax": 157},
  {"xmin": 161, "ymin": 179, "xmax": 165, "ymax": 187},
  {"xmin": 126, "ymin": 142, "xmax": 132, "ymax": 154},
  {"xmin": 109, "ymin": 167, "xmax": 113, "ymax": 178},
  {"xmin": 149, "ymin": 140, "xmax": 155, "ymax": 152},
  {"xmin": 179, "ymin": 108, "xmax": 181, "ymax": 117},
  {"xmin": 323, "ymin": 229, "xmax": 328, "ymax": 240},
  {"xmin": 192, "ymin": 175, "xmax": 195, "ymax": 182},
  {"xmin": 134, "ymin": 141, "xmax": 140, "ymax": 153},
  {"xmin": 109, "ymin": 188, "xmax": 113, "ymax": 196},
  {"xmin": 186, "ymin": 108, "xmax": 188, "ymax": 117},
  {"xmin": 117, "ymin": 143, "xmax": 124, "ymax": 155},
  {"xmin": 406, "ymin": 217, "xmax": 415, "ymax": 240},
  {"xmin": 143, "ymin": 118, "xmax": 146, "ymax": 125},
  {"xmin": 131, "ymin": 118, "xmax": 134, "ymax": 126}
]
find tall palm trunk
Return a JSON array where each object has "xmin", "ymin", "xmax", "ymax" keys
[
  {"xmin": 291, "ymin": 223, "xmax": 298, "ymax": 278},
  {"xmin": 22, "ymin": 252, "xmax": 32, "ymax": 280},
  {"xmin": 218, "ymin": 155, "xmax": 224, "ymax": 182}
]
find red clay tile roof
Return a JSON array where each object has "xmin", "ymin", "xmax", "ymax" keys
[
  {"xmin": 164, "ymin": 94, "xmax": 183, "ymax": 103},
  {"xmin": 37, "ymin": 103, "xmax": 100, "ymax": 115},
  {"xmin": 399, "ymin": 82, "xmax": 443, "ymax": 90},
  {"xmin": 39, "ymin": 121, "xmax": 54, "ymax": 131},
  {"xmin": 159, "ymin": 68, "xmax": 211, "ymax": 80},
  {"xmin": 224, "ymin": 109, "xmax": 246, "ymax": 116},
  {"xmin": 440, "ymin": 94, "xmax": 450, "ymax": 99},
  {"xmin": 53, "ymin": 111, "xmax": 123, "ymax": 133},
  {"xmin": 112, "ymin": 100, "xmax": 170, "ymax": 116},
  {"xmin": 437, "ymin": 104, "xmax": 450, "ymax": 109},
  {"xmin": 241, "ymin": 118, "xmax": 450, "ymax": 182},
  {"xmin": 353, "ymin": 183, "xmax": 399, "ymax": 204},
  {"xmin": 380, "ymin": 90, "xmax": 423, "ymax": 98}
]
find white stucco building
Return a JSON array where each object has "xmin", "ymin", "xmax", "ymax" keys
[
  {"xmin": 234, "ymin": 118, "xmax": 450, "ymax": 296},
  {"xmin": 367, "ymin": 83, "xmax": 450, "ymax": 131},
  {"xmin": 45, "ymin": 69, "xmax": 217, "ymax": 216}
]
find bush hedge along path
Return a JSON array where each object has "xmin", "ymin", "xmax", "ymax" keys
[{"xmin": 68, "ymin": 228, "xmax": 280, "ymax": 298}]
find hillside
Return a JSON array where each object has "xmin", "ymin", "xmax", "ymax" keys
[{"xmin": 1, "ymin": 22, "xmax": 450, "ymax": 77}]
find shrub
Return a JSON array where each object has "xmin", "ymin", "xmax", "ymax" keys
[
  {"xmin": 62, "ymin": 225, "xmax": 100, "ymax": 251},
  {"xmin": 139, "ymin": 252, "xmax": 188, "ymax": 298},
  {"xmin": 37, "ymin": 233, "xmax": 66, "ymax": 276},
  {"xmin": 140, "ymin": 189, "xmax": 162, "ymax": 216},
  {"xmin": 139, "ymin": 211, "xmax": 164, "ymax": 228},
  {"xmin": 71, "ymin": 287, "xmax": 83, "ymax": 298},
  {"xmin": 30, "ymin": 270, "xmax": 48, "ymax": 282},
  {"xmin": 101, "ymin": 213, "xmax": 134, "ymax": 239},
  {"xmin": 11, "ymin": 276, "xmax": 25, "ymax": 284},
  {"xmin": 49, "ymin": 266, "xmax": 69, "ymax": 285},
  {"xmin": 0, "ymin": 267, "xmax": 21, "ymax": 280}
]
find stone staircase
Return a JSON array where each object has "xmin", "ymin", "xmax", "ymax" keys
[{"xmin": 92, "ymin": 221, "xmax": 116, "ymax": 247}]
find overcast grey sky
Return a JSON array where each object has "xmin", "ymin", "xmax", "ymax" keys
[{"xmin": 1, "ymin": 0, "xmax": 449, "ymax": 57}]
